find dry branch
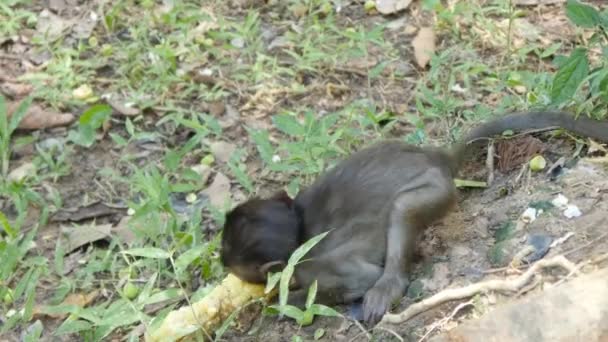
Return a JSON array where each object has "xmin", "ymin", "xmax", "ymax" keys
[{"xmin": 381, "ymin": 255, "xmax": 578, "ymax": 324}]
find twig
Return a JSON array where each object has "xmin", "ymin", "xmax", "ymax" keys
[
  {"xmin": 349, "ymin": 319, "xmax": 372, "ymax": 342},
  {"xmin": 550, "ymin": 232, "xmax": 575, "ymax": 249},
  {"xmin": 381, "ymin": 255, "xmax": 578, "ymax": 324},
  {"xmin": 417, "ymin": 300, "xmax": 474, "ymax": 342},
  {"xmin": 486, "ymin": 141, "xmax": 495, "ymax": 186},
  {"xmin": 563, "ymin": 230, "xmax": 608, "ymax": 257}
]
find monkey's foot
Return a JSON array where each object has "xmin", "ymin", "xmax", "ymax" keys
[
  {"xmin": 346, "ymin": 300, "xmax": 364, "ymax": 321},
  {"xmin": 362, "ymin": 275, "xmax": 408, "ymax": 325}
]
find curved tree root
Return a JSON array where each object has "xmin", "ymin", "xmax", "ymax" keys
[{"xmin": 381, "ymin": 255, "xmax": 578, "ymax": 324}]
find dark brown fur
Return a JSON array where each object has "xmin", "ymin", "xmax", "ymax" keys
[{"xmin": 221, "ymin": 111, "xmax": 608, "ymax": 325}]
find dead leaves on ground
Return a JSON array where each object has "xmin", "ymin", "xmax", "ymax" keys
[
  {"xmin": 32, "ymin": 290, "xmax": 100, "ymax": 320},
  {"xmin": 412, "ymin": 27, "xmax": 436, "ymax": 68},
  {"xmin": 7, "ymin": 100, "xmax": 75, "ymax": 130}
]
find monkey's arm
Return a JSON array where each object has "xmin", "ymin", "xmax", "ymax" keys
[{"xmin": 362, "ymin": 168, "xmax": 456, "ymax": 324}]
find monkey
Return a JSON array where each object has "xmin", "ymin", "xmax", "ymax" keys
[{"xmin": 220, "ymin": 111, "xmax": 608, "ymax": 325}]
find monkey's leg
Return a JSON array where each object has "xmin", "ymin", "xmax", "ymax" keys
[{"xmin": 362, "ymin": 173, "xmax": 454, "ymax": 324}]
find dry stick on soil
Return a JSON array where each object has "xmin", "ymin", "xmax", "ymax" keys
[
  {"xmin": 486, "ymin": 140, "xmax": 495, "ymax": 186},
  {"xmin": 380, "ymin": 255, "xmax": 578, "ymax": 324},
  {"xmin": 417, "ymin": 300, "xmax": 474, "ymax": 342}
]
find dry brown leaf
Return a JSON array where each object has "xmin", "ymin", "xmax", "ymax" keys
[
  {"xmin": 107, "ymin": 98, "xmax": 140, "ymax": 116},
  {"xmin": 112, "ymin": 216, "xmax": 138, "ymax": 245},
  {"xmin": 202, "ymin": 172, "xmax": 231, "ymax": 208},
  {"xmin": 33, "ymin": 290, "xmax": 100, "ymax": 319},
  {"xmin": 65, "ymin": 223, "xmax": 113, "ymax": 253},
  {"xmin": 8, "ymin": 102, "xmax": 75, "ymax": 130},
  {"xmin": 412, "ymin": 27, "xmax": 436, "ymax": 68},
  {"xmin": 0, "ymin": 82, "xmax": 33, "ymax": 97},
  {"xmin": 51, "ymin": 201, "xmax": 126, "ymax": 222}
]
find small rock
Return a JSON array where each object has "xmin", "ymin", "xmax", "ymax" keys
[
  {"xmin": 563, "ymin": 204, "xmax": 582, "ymax": 219},
  {"xmin": 520, "ymin": 207, "xmax": 537, "ymax": 223},
  {"xmin": 551, "ymin": 194, "xmax": 569, "ymax": 209},
  {"xmin": 376, "ymin": 0, "xmax": 413, "ymax": 14},
  {"xmin": 230, "ymin": 37, "xmax": 245, "ymax": 49},
  {"xmin": 38, "ymin": 137, "xmax": 65, "ymax": 152}
]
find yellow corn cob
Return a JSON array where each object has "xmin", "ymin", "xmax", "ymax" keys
[{"xmin": 146, "ymin": 273, "xmax": 271, "ymax": 342}]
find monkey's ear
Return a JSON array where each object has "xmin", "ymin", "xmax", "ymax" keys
[
  {"xmin": 272, "ymin": 190, "xmax": 293, "ymax": 207},
  {"xmin": 260, "ymin": 260, "xmax": 286, "ymax": 276}
]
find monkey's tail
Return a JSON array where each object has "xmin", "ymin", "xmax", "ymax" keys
[{"xmin": 448, "ymin": 111, "xmax": 608, "ymax": 173}]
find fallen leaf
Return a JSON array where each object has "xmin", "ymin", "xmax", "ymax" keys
[
  {"xmin": 8, "ymin": 101, "xmax": 75, "ymax": 130},
  {"xmin": 412, "ymin": 27, "xmax": 436, "ymax": 68},
  {"xmin": 51, "ymin": 201, "xmax": 127, "ymax": 222},
  {"xmin": 0, "ymin": 82, "xmax": 33, "ymax": 97},
  {"xmin": 202, "ymin": 172, "xmax": 231, "ymax": 208},
  {"xmin": 210, "ymin": 141, "xmax": 237, "ymax": 164},
  {"xmin": 8, "ymin": 162, "xmax": 36, "ymax": 182},
  {"xmin": 112, "ymin": 216, "xmax": 138, "ymax": 245},
  {"xmin": 376, "ymin": 0, "xmax": 413, "ymax": 15},
  {"xmin": 71, "ymin": 11, "xmax": 99, "ymax": 39},
  {"xmin": 107, "ymin": 98, "xmax": 140, "ymax": 116},
  {"xmin": 36, "ymin": 9, "xmax": 72, "ymax": 41},
  {"xmin": 33, "ymin": 290, "xmax": 99, "ymax": 319},
  {"xmin": 65, "ymin": 223, "xmax": 112, "ymax": 253}
]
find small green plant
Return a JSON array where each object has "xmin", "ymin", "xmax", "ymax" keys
[
  {"xmin": 67, "ymin": 104, "xmax": 112, "ymax": 148},
  {"xmin": 263, "ymin": 231, "xmax": 341, "ymax": 327},
  {"xmin": 550, "ymin": 0, "xmax": 608, "ymax": 113},
  {"xmin": 0, "ymin": 95, "xmax": 31, "ymax": 179}
]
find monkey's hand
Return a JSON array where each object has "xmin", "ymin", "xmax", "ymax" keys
[{"xmin": 362, "ymin": 275, "xmax": 408, "ymax": 325}]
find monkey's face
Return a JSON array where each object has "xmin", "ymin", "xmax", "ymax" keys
[{"xmin": 220, "ymin": 196, "xmax": 300, "ymax": 284}]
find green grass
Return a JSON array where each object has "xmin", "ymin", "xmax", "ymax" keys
[{"xmin": 1, "ymin": 0, "xmax": 608, "ymax": 340}]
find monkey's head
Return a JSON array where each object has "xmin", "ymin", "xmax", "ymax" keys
[{"xmin": 220, "ymin": 191, "xmax": 300, "ymax": 284}]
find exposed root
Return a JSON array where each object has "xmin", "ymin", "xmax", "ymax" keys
[
  {"xmin": 417, "ymin": 300, "xmax": 474, "ymax": 342},
  {"xmin": 381, "ymin": 255, "xmax": 578, "ymax": 324}
]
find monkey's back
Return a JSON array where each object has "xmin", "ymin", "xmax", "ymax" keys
[{"xmin": 292, "ymin": 140, "xmax": 454, "ymax": 299}]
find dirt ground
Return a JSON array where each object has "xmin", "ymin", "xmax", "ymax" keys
[{"xmin": 2, "ymin": 0, "xmax": 608, "ymax": 341}]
